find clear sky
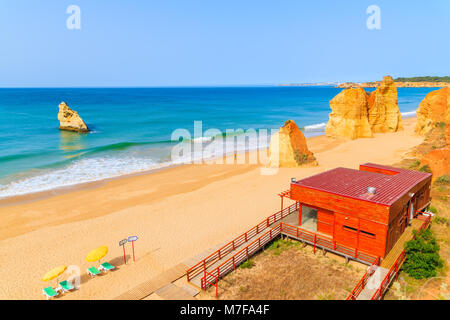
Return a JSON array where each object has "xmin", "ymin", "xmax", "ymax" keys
[{"xmin": 0, "ymin": 0, "xmax": 449, "ymax": 87}]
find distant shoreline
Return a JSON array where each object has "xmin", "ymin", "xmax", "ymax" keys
[{"xmin": 278, "ymin": 82, "xmax": 449, "ymax": 88}]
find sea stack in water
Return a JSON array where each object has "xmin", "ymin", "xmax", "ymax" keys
[
  {"xmin": 415, "ymin": 87, "xmax": 449, "ymax": 136},
  {"xmin": 269, "ymin": 120, "xmax": 317, "ymax": 167},
  {"xmin": 325, "ymin": 88, "xmax": 373, "ymax": 139},
  {"xmin": 58, "ymin": 102, "xmax": 89, "ymax": 133},
  {"xmin": 325, "ymin": 76, "xmax": 403, "ymax": 139},
  {"xmin": 367, "ymin": 76, "xmax": 403, "ymax": 133}
]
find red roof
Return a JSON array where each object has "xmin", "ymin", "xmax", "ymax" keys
[{"xmin": 292, "ymin": 163, "xmax": 431, "ymax": 205}]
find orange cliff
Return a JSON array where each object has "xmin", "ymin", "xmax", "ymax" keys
[
  {"xmin": 269, "ymin": 120, "xmax": 317, "ymax": 167},
  {"xmin": 325, "ymin": 76, "xmax": 402, "ymax": 140},
  {"xmin": 418, "ymin": 87, "xmax": 450, "ymax": 178},
  {"xmin": 416, "ymin": 87, "xmax": 449, "ymax": 136}
]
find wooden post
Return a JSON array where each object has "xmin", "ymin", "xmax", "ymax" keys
[
  {"xmin": 233, "ymin": 256, "xmax": 235, "ymax": 269},
  {"xmin": 246, "ymin": 247, "xmax": 249, "ymax": 260},
  {"xmin": 281, "ymin": 196, "xmax": 283, "ymax": 212},
  {"xmin": 313, "ymin": 235, "xmax": 317, "ymax": 254}
]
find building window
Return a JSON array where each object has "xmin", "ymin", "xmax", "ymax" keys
[
  {"xmin": 343, "ymin": 225, "xmax": 357, "ymax": 233},
  {"xmin": 343, "ymin": 225, "xmax": 376, "ymax": 239},
  {"xmin": 360, "ymin": 230, "xmax": 376, "ymax": 238}
]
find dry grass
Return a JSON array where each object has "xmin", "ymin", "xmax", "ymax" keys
[{"xmin": 198, "ymin": 238, "xmax": 365, "ymax": 300}]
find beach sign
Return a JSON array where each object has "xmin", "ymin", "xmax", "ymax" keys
[
  {"xmin": 128, "ymin": 236, "xmax": 138, "ymax": 262},
  {"xmin": 119, "ymin": 238, "xmax": 127, "ymax": 264}
]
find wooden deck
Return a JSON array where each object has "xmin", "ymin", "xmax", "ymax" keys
[
  {"xmin": 154, "ymin": 283, "xmax": 196, "ymax": 300},
  {"xmin": 381, "ymin": 218, "xmax": 423, "ymax": 269}
]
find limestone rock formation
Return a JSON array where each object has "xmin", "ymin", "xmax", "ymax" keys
[
  {"xmin": 325, "ymin": 88, "xmax": 373, "ymax": 140},
  {"xmin": 57, "ymin": 102, "xmax": 89, "ymax": 133},
  {"xmin": 269, "ymin": 120, "xmax": 317, "ymax": 167},
  {"xmin": 367, "ymin": 76, "xmax": 403, "ymax": 133},
  {"xmin": 416, "ymin": 87, "xmax": 449, "ymax": 136},
  {"xmin": 326, "ymin": 76, "xmax": 404, "ymax": 139},
  {"xmin": 420, "ymin": 147, "xmax": 450, "ymax": 179}
]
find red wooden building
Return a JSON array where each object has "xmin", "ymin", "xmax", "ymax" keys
[{"xmin": 287, "ymin": 163, "xmax": 432, "ymax": 258}]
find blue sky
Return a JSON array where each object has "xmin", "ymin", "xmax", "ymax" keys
[{"xmin": 0, "ymin": 0, "xmax": 449, "ymax": 87}]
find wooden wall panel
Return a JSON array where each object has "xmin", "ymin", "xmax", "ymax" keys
[
  {"xmin": 290, "ymin": 184, "xmax": 390, "ymax": 224},
  {"xmin": 317, "ymin": 208, "xmax": 333, "ymax": 235}
]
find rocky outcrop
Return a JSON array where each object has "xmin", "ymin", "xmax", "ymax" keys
[
  {"xmin": 326, "ymin": 76, "xmax": 403, "ymax": 139},
  {"xmin": 58, "ymin": 102, "xmax": 89, "ymax": 133},
  {"xmin": 325, "ymin": 88, "xmax": 373, "ymax": 139},
  {"xmin": 367, "ymin": 76, "xmax": 403, "ymax": 133},
  {"xmin": 421, "ymin": 148, "xmax": 450, "ymax": 179},
  {"xmin": 269, "ymin": 120, "xmax": 317, "ymax": 167},
  {"xmin": 416, "ymin": 87, "xmax": 449, "ymax": 136}
]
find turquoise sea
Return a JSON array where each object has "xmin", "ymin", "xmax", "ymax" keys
[{"xmin": 0, "ymin": 86, "xmax": 436, "ymax": 198}]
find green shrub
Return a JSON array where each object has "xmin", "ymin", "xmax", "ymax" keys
[
  {"xmin": 403, "ymin": 229, "xmax": 443, "ymax": 279},
  {"xmin": 434, "ymin": 216, "xmax": 447, "ymax": 225},
  {"xmin": 435, "ymin": 175, "xmax": 450, "ymax": 185},
  {"xmin": 418, "ymin": 164, "xmax": 432, "ymax": 173},
  {"xmin": 435, "ymin": 122, "xmax": 446, "ymax": 129},
  {"xmin": 240, "ymin": 259, "xmax": 254, "ymax": 269},
  {"xmin": 294, "ymin": 150, "xmax": 308, "ymax": 165},
  {"xmin": 409, "ymin": 160, "xmax": 421, "ymax": 169},
  {"xmin": 429, "ymin": 206, "xmax": 438, "ymax": 214}
]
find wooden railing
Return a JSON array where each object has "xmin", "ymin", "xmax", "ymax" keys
[
  {"xmin": 186, "ymin": 202, "xmax": 299, "ymax": 282},
  {"xmin": 201, "ymin": 272, "xmax": 218, "ymax": 298},
  {"xmin": 280, "ymin": 223, "xmax": 378, "ymax": 265},
  {"xmin": 370, "ymin": 214, "xmax": 431, "ymax": 300},
  {"xmin": 346, "ymin": 257, "xmax": 381, "ymax": 300},
  {"xmin": 201, "ymin": 222, "xmax": 379, "ymax": 290},
  {"xmin": 201, "ymin": 223, "xmax": 283, "ymax": 290}
]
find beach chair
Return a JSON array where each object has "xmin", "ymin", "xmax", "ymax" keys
[
  {"xmin": 98, "ymin": 262, "xmax": 115, "ymax": 272},
  {"xmin": 42, "ymin": 286, "xmax": 59, "ymax": 300},
  {"xmin": 58, "ymin": 280, "xmax": 75, "ymax": 293},
  {"xmin": 87, "ymin": 266, "xmax": 101, "ymax": 277}
]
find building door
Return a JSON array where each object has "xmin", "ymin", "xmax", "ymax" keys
[{"xmin": 301, "ymin": 205, "xmax": 317, "ymax": 232}]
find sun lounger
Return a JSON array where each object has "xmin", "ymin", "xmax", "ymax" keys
[
  {"xmin": 42, "ymin": 286, "xmax": 59, "ymax": 300},
  {"xmin": 98, "ymin": 262, "xmax": 115, "ymax": 272},
  {"xmin": 87, "ymin": 266, "xmax": 101, "ymax": 277},
  {"xmin": 58, "ymin": 280, "xmax": 75, "ymax": 293}
]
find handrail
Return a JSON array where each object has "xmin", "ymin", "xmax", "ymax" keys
[
  {"xmin": 201, "ymin": 271, "xmax": 218, "ymax": 298},
  {"xmin": 280, "ymin": 222, "xmax": 378, "ymax": 265},
  {"xmin": 186, "ymin": 202, "xmax": 299, "ymax": 281},
  {"xmin": 370, "ymin": 214, "xmax": 431, "ymax": 300},
  {"xmin": 201, "ymin": 223, "xmax": 283, "ymax": 289},
  {"xmin": 346, "ymin": 256, "xmax": 381, "ymax": 300}
]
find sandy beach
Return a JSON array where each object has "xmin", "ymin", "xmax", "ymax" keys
[{"xmin": 0, "ymin": 117, "xmax": 423, "ymax": 300}]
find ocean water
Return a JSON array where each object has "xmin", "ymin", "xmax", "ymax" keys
[{"xmin": 0, "ymin": 86, "xmax": 437, "ymax": 198}]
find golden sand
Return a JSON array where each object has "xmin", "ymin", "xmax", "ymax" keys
[{"xmin": 0, "ymin": 118, "xmax": 422, "ymax": 299}]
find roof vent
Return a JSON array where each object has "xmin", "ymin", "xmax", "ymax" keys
[
  {"xmin": 367, "ymin": 186, "xmax": 376, "ymax": 195},
  {"xmin": 291, "ymin": 178, "xmax": 296, "ymax": 183}
]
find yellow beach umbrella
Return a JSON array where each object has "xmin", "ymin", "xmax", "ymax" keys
[
  {"xmin": 86, "ymin": 246, "xmax": 108, "ymax": 262},
  {"xmin": 42, "ymin": 265, "xmax": 67, "ymax": 282}
]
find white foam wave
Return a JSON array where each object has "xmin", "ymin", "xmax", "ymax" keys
[
  {"xmin": 0, "ymin": 157, "xmax": 162, "ymax": 199},
  {"xmin": 0, "ymin": 138, "xmax": 271, "ymax": 199},
  {"xmin": 304, "ymin": 122, "xmax": 327, "ymax": 132},
  {"xmin": 401, "ymin": 110, "xmax": 416, "ymax": 118}
]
